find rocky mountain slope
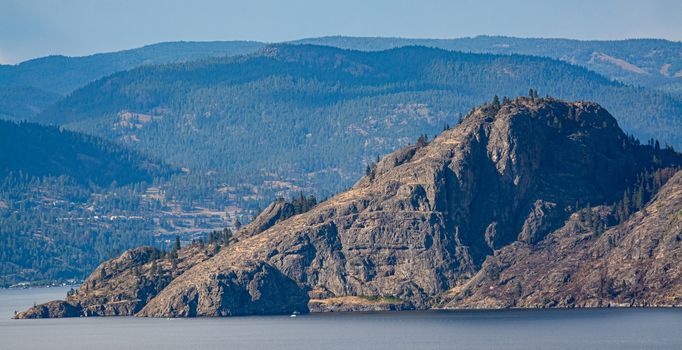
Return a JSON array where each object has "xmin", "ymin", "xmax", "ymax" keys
[{"xmin": 17, "ymin": 97, "xmax": 682, "ymax": 318}]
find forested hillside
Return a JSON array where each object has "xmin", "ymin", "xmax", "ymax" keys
[
  {"xmin": 0, "ymin": 120, "xmax": 172, "ymax": 185},
  {"xmin": 0, "ymin": 86, "xmax": 61, "ymax": 120},
  {"xmin": 0, "ymin": 120, "xmax": 176, "ymax": 286},
  {"xmin": 39, "ymin": 45, "xmax": 682, "ymax": 197}
]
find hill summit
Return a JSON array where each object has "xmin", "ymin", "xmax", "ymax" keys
[{"xmin": 17, "ymin": 97, "xmax": 682, "ymax": 318}]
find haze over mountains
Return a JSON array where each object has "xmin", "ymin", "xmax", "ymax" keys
[
  {"xmin": 1, "ymin": 35, "xmax": 682, "ymax": 287},
  {"xmin": 0, "ymin": 41, "xmax": 264, "ymax": 95}
]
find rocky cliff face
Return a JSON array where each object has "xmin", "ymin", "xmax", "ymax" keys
[
  {"xmin": 17, "ymin": 97, "xmax": 682, "ymax": 318},
  {"xmin": 441, "ymin": 169, "xmax": 682, "ymax": 309}
]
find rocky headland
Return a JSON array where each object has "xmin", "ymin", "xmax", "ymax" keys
[{"xmin": 17, "ymin": 97, "xmax": 682, "ymax": 318}]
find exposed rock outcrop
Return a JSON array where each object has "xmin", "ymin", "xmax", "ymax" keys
[
  {"xmin": 16, "ymin": 300, "xmax": 82, "ymax": 319},
  {"xmin": 15, "ymin": 243, "xmax": 219, "ymax": 318},
  {"xmin": 237, "ymin": 198, "xmax": 295, "ymax": 239},
  {"xmin": 18, "ymin": 97, "xmax": 682, "ymax": 318}
]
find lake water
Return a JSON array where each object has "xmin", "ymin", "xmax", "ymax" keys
[{"xmin": 1, "ymin": 287, "xmax": 681, "ymax": 350}]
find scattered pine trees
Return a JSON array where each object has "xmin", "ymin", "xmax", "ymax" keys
[
  {"xmin": 290, "ymin": 191, "xmax": 317, "ymax": 215},
  {"xmin": 273, "ymin": 191, "xmax": 320, "ymax": 222},
  {"xmin": 208, "ymin": 228, "xmax": 233, "ymax": 244},
  {"xmin": 366, "ymin": 155, "xmax": 382, "ymax": 181},
  {"xmin": 149, "ymin": 260, "xmax": 159, "ymax": 275},
  {"xmin": 576, "ymin": 167, "xmax": 679, "ymax": 238},
  {"xmin": 173, "ymin": 236, "xmax": 181, "ymax": 251},
  {"xmin": 612, "ymin": 167, "xmax": 678, "ymax": 224}
]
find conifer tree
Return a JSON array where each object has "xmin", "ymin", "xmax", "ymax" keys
[
  {"xmin": 491, "ymin": 95, "xmax": 500, "ymax": 110},
  {"xmin": 222, "ymin": 228, "xmax": 233, "ymax": 244},
  {"xmin": 622, "ymin": 190, "xmax": 631, "ymax": 218},
  {"xmin": 150, "ymin": 260, "xmax": 158, "ymax": 275},
  {"xmin": 416, "ymin": 134, "xmax": 428, "ymax": 148},
  {"xmin": 634, "ymin": 184, "xmax": 644, "ymax": 209},
  {"xmin": 173, "ymin": 235, "xmax": 181, "ymax": 252}
]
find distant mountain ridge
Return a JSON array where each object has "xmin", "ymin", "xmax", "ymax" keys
[
  {"xmin": 0, "ymin": 86, "xmax": 61, "ymax": 121},
  {"xmin": 0, "ymin": 41, "xmax": 265, "ymax": 120},
  {"xmin": 0, "ymin": 41, "xmax": 265, "ymax": 95},
  {"xmin": 2, "ymin": 35, "xmax": 681, "ymax": 120},
  {"xmin": 293, "ymin": 36, "xmax": 682, "ymax": 95},
  {"xmin": 33, "ymin": 44, "xmax": 682, "ymax": 197},
  {"xmin": 3, "ymin": 35, "xmax": 680, "ymax": 96}
]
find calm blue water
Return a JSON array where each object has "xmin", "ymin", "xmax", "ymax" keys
[{"xmin": 1, "ymin": 287, "xmax": 681, "ymax": 350}]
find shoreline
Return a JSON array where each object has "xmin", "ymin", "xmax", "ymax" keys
[
  {"xmin": 1, "ymin": 283, "xmax": 81, "ymax": 290},
  {"xmin": 12, "ymin": 302, "xmax": 680, "ymax": 320}
]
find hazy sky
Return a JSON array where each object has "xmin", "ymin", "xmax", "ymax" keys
[{"xmin": 1, "ymin": 0, "xmax": 681, "ymax": 64}]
